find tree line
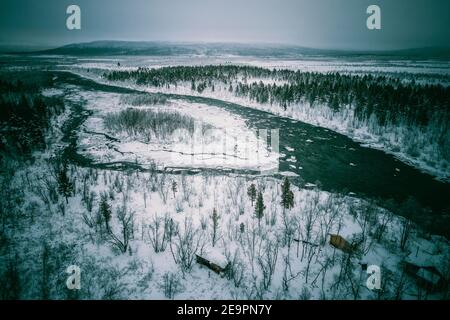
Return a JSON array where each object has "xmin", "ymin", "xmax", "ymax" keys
[
  {"xmin": 0, "ymin": 74, "xmax": 64, "ymax": 157},
  {"xmin": 105, "ymin": 65, "xmax": 450, "ymax": 128}
]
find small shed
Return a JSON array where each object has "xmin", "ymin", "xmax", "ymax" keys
[
  {"xmin": 329, "ymin": 234, "xmax": 353, "ymax": 253},
  {"xmin": 402, "ymin": 261, "xmax": 447, "ymax": 292},
  {"xmin": 196, "ymin": 250, "xmax": 230, "ymax": 276}
]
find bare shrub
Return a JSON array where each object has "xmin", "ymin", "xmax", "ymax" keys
[
  {"xmin": 104, "ymin": 108, "xmax": 198, "ymax": 142},
  {"xmin": 169, "ymin": 218, "xmax": 203, "ymax": 275},
  {"xmin": 257, "ymin": 238, "xmax": 279, "ymax": 290},
  {"xmin": 224, "ymin": 248, "xmax": 246, "ymax": 288},
  {"xmin": 107, "ymin": 204, "xmax": 135, "ymax": 254},
  {"xmin": 160, "ymin": 272, "xmax": 183, "ymax": 299},
  {"xmin": 147, "ymin": 213, "xmax": 171, "ymax": 253}
]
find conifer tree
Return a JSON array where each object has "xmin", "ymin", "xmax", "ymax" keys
[
  {"xmin": 99, "ymin": 193, "xmax": 112, "ymax": 232},
  {"xmin": 281, "ymin": 177, "xmax": 294, "ymax": 212},
  {"xmin": 57, "ymin": 163, "xmax": 74, "ymax": 204},
  {"xmin": 171, "ymin": 181, "xmax": 177, "ymax": 198},
  {"xmin": 255, "ymin": 191, "xmax": 265, "ymax": 230},
  {"xmin": 211, "ymin": 208, "xmax": 220, "ymax": 247},
  {"xmin": 247, "ymin": 183, "xmax": 257, "ymax": 206}
]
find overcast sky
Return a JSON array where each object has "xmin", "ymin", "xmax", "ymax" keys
[{"xmin": 0, "ymin": 0, "xmax": 449, "ymax": 50}]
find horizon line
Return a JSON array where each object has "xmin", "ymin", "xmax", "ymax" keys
[{"xmin": 1, "ymin": 39, "xmax": 450, "ymax": 54}]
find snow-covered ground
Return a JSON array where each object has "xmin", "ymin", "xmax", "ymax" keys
[
  {"xmin": 71, "ymin": 89, "xmax": 279, "ymax": 173},
  {"xmin": 5, "ymin": 155, "xmax": 449, "ymax": 299},
  {"xmin": 63, "ymin": 55, "xmax": 450, "ymax": 82},
  {"xmin": 69, "ymin": 68, "xmax": 449, "ymax": 182},
  {"xmin": 1, "ymin": 56, "xmax": 449, "ymax": 300}
]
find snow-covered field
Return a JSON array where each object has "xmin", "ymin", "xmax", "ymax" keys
[
  {"xmin": 139, "ymin": 81, "xmax": 449, "ymax": 181},
  {"xmin": 71, "ymin": 89, "xmax": 279, "ymax": 173},
  {"xmin": 69, "ymin": 66, "xmax": 449, "ymax": 182},
  {"xmin": 1, "ymin": 56, "xmax": 449, "ymax": 300},
  {"xmin": 5, "ymin": 152, "xmax": 449, "ymax": 299},
  {"xmin": 64, "ymin": 55, "xmax": 450, "ymax": 81},
  {"xmin": 80, "ymin": 53, "xmax": 450, "ymax": 181}
]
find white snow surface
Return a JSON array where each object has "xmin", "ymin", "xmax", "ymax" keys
[
  {"xmin": 1, "ymin": 69, "xmax": 448, "ymax": 300},
  {"xmin": 69, "ymin": 67, "xmax": 449, "ymax": 182},
  {"xmin": 71, "ymin": 89, "xmax": 279, "ymax": 173}
]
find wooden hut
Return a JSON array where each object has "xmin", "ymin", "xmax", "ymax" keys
[
  {"xmin": 402, "ymin": 261, "xmax": 447, "ymax": 292},
  {"xmin": 195, "ymin": 253, "xmax": 230, "ymax": 276},
  {"xmin": 329, "ymin": 234, "xmax": 353, "ymax": 253}
]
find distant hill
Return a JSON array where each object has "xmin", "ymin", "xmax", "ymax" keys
[
  {"xmin": 30, "ymin": 41, "xmax": 338, "ymax": 57},
  {"xmin": 25, "ymin": 41, "xmax": 450, "ymax": 60}
]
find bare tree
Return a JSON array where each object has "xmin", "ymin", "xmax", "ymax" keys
[
  {"xmin": 331, "ymin": 251, "xmax": 354, "ymax": 298},
  {"xmin": 170, "ymin": 218, "xmax": 203, "ymax": 275},
  {"xmin": 393, "ymin": 270, "xmax": 409, "ymax": 300},
  {"xmin": 352, "ymin": 201, "xmax": 375, "ymax": 247},
  {"xmin": 107, "ymin": 204, "xmax": 135, "ymax": 254},
  {"xmin": 241, "ymin": 222, "xmax": 262, "ymax": 273},
  {"xmin": 281, "ymin": 253, "xmax": 301, "ymax": 293},
  {"xmin": 311, "ymin": 256, "xmax": 333, "ymax": 298},
  {"xmin": 346, "ymin": 269, "xmax": 363, "ymax": 300},
  {"xmin": 211, "ymin": 208, "xmax": 220, "ymax": 247},
  {"xmin": 81, "ymin": 208, "xmax": 98, "ymax": 244},
  {"xmin": 318, "ymin": 197, "xmax": 340, "ymax": 245},
  {"xmin": 147, "ymin": 213, "xmax": 171, "ymax": 253},
  {"xmin": 257, "ymin": 237, "xmax": 279, "ymax": 290},
  {"xmin": 158, "ymin": 172, "xmax": 168, "ymax": 204},
  {"xmin": 224, "ymin": 247, "xmax": 246, "ymax": 288},
  {"xmin": 300, "ymin": 204, "xmax": 318, "ymax": 261},
  {"xmin": 282, "ymin": 209, "xmax": 296, "ymax": 249},
  {"xmin": 373, "ymin": 210, "xmax": 393, "ymax": 243},
  {"xmin": 160, "ymin": 272, "xmax": 183, "ymax": 299},
  {"xmin": 400, "ymin": 219, "xmax": 412, "ymax": 252},
  {"xmin": 304, "ymin": 244, "xmax": 318, "ymax": 284}
]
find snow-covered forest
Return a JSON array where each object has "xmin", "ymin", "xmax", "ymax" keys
[
  {"xmin": 104, "ymin": 65, "xmax": 450, "ymax": 181},
  {"xmin": 1, "ymin": 61, "xmax": 449, "ymax": 300}
]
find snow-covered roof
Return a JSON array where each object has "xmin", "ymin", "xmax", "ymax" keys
[{"xmin": 202, "ymin": 248, "xmax": 228, "ymax": 269}]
